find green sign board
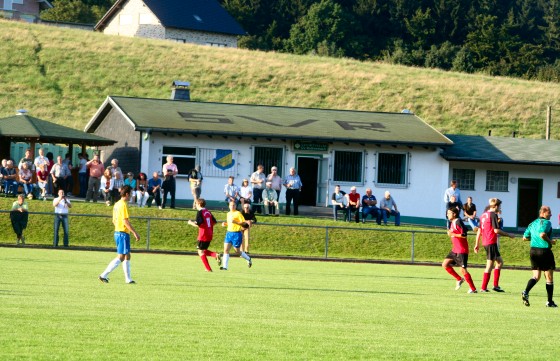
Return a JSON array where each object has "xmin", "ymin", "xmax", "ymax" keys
[{"xmin": 294, "ymin": 141, "xmax": 329, "ymax": 151}]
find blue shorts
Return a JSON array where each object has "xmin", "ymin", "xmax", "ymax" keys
[
  {"xmin": 114, "ymin": 231, "xmax": 131, "ymax": 255},
  {"xmin": 224, "ymin": 231, "xmax": 243, "ymax": 248}
]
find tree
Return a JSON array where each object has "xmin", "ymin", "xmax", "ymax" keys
[{"xmin": 41, "ymin": 0, "xmax": 115, "ymax": 23}]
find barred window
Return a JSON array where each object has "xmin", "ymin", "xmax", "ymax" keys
[
  {"xmin": 333, "ymin": 151, "xmax": 363, "ymax": 183},
  {"xmin": 486, "ymin": 170, "xmax": 509, "ymax": 192},
  {"xmin": 377, "ymin": 153, "xmax": 407, "ymax": 185},
  {"xmin": 254, "ymin": 147, "xmax": 283, "ymax": 177},
  {"xmin": 162, "ymin": 146, "xmax": 196, "ymax": 176},
  {"xmin": 452, "ymin": 169, "xmax": 475, "ymax": 190}
]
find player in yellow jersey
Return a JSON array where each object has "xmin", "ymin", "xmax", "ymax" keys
[{"xmin": 221, "ymin": 200, "xmax": 252, "ymax": 270}]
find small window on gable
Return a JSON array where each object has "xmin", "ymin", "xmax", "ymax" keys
[{"xmin": 119, "ymin": 14, "xmax": 132, "ymax": 25}]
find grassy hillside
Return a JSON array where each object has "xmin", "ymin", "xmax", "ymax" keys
[{"xmin": 1, "ymin": 19, "xmax": 559, "ymax": 138}]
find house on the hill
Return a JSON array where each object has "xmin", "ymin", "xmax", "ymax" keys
[
  {"xmin": 94, "ymin": 0, "xmax": 245, "ymax": 48},
  {"xmin": 0, "ymin": 0, "xmax": 52, "ymax": 22}
]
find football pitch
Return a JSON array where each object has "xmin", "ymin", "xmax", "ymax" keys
[{"xmin": 1, "ymin": 248, "xmax": 559, "ymax": 360}]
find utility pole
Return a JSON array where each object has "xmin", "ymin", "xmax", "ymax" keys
[{"xmin": 546, "ymin": 105, "xmax": 552, "ymax": 140}]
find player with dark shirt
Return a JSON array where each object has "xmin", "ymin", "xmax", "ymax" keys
[
  {"xmin": 443, "ymin": 208, "xmax": 477, "ymax": 293},
  {"xmin": 188, "ymin": 198, "xmax": 220, "ymax": 272}
]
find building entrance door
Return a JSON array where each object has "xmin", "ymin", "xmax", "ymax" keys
[
  {"xmin": 296, "ymin": 156, "xmax": 320, "ymax": 206},
  {"xmin": 517, "ymin": 178, "xmax": 542, "ymax": 228}
]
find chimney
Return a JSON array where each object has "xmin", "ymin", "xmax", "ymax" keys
[
  {"xmin": 512, "ymin": 131, "xmax": 516, "ymax": 138},
  {"xmin": 488, "ymin": 130, "xmax": 492, "ymax": 136},
  {"xmin": 171, "ymin": 80, "xmax": 190, "ymax": 101}
]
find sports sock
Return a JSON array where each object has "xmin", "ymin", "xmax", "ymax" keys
[
  {"xmin": 481, "ymin": 272, "xmax": 490, "ymax": 290},
  {"xmin": 223, "ymin": 254, "xmax": 230, "ymax": 269},
  {"xmin": 200, "ymin": 255, "xmax": 211, "ymax": 271},
  {"xmin": 240, "ymin": 251, "xmax": 251, "ymax": 261},
  {"xmin": 122, "ymin": 260, "xmax": 132, "ymax": 283},
  {"xmin": 204, "ymin": 250, "xmax": 217, "ymax": 258},
  {"xmin": 546, "ymin": 282, "xmax": 554, "ymax": 303},
  {"xmin": 525, "ymin": 278, "xmax": 538, "ymax": 294},
  {"xmin": 445, "ymin": 267, "xmax": 461, "ymax": 281},
  {"xmin": 101, "ymin": 258, "xmax": 121, "ymax": 278},
  {"xmin": 493, "ymin": 269, "xmax": 501, "ymax": 287},
  {"xmin": 464, "ymin": 273, "xmax": 476, "ymax": 291}
]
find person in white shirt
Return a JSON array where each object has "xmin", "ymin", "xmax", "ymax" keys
[{"xmin": 53, "ymin": 189, "xmax": 71, "ymax": 247}]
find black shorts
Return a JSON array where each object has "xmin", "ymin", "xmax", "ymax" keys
[
  {"xmin": 530, "ymin": 247, "xmax": 556, "ymax": 271},
  {"xmin": 484, "ymin": 244, "xmax": 501, "ymax": 261},
  {"xmin": 445, "ymin": 251, "xmax": 469, "ymax": 268},
  {"xmin": 197, "ymin": 241, "xmax": 211, "ymax": 250}
]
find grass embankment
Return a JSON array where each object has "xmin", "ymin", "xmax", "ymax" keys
[
  {"xmin": 1, "ymin": 19, "xmax": 559, "ymax": 138},
  {"xmin": 0, "ymin": 197, "xmax": 549, "ymax": 267}
]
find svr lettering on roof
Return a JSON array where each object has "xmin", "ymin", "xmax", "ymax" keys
[{"xmin": 178, "ymin": 112, "xmax": 387, "ymax": 132}]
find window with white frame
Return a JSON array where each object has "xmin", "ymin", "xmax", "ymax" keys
[
  {"xmin": 139, "ymin": 14, "xmax": 152, "ymax": 24},
  {"xmin": 254, "ymin": 146, "xmax": 283, "ymax": 177},
  {"xmin": 162, "ymin": 146, "xmax": 196, "ymax": 176},
  {"xmin": 333, "ymin": 150, "xmax": 363, "ymax": 183},
  {"xmin": 452, "ymin": 168, "xmax": 475, "ymax": 190},
  {"xmin": 486, "ymin": 170, "xmax": 508, "ymax": 192},
  {"xmin": 376, "ymin": 152, "xmax": 408, "ymax": 186}
]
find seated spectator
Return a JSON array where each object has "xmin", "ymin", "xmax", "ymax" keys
[
  {"xmin": 380, "ymin": 191, "xmax": 400, "ymax": 226},
  {"xmin": 124, "ymin": 172, "xmax": 137, "ymax": 205},
  {"xmin": 18, "ymin": 148, "xmax": 34, "ymax": 172},
  {"xmin": 239, "ymin": 179, "xmax": 252, "ymax": 206},
  {"xmin": 100, "ymin": 168, "xmax": 114, "ymax": 206},
  {"xmin": 0, "ymin": 159, "xmax": 6, "ymax": 193},
  {"xmin": 18, "ymin": 162, "xmax": 35, "ymax": 199},
  {"xmin": 262, "ymin": 181, "xmax": 279, "ymax": 216},
  {"xmin": 446, "ymin": 195, "xmax": 462, "ymax": 228},
  {"xmin": 2, "ymin": 160, "xmax": 18, "ymax": 196},
  {"xmin": 37, "ymin": 163, "xmax": 49, "ymax": 200},
  {"xmin": 345, "ymin": 186, "xmax": 361, "ymax": 223},
  {"xmin": 10, "ymin": 194, "xmax": 29, "ymax": 245},
  {"xmin": 136, "ymin": 172, "xmax": 150, "ymax": 207},
  {"xmin": 224, "ymin": 176, "xmax": 240, "ymax": 208},
  {"xmin": 361, "ymin": 188, "xmax": 381, "ymax": 224},
  {"xmin": 331, "ymin": 185, "xmax": 347, "ymax": 221},
  {"xmin": 462, "ymin": 196, "xmax": 479, "ymax": 231},
  {"xmin": 147, "ymin": 171, "xmax": 162, "ymax": 209},
  {"xmin": 241, "ymin": 203, "xmax": 257, "ymax": 254}
]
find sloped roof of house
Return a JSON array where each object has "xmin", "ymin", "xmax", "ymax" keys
[
  {"xmin": 0, "ymin": 114, "xmax": 116, "ymax": 146},
  {"xmin": 85, "ymin": 96, "xmax": 453, "ymax": 147},
  {"xmin": 442, "ymin": 134, "xmax": 560, "ymax": 166},
  {"xmin": 95, "ymin": 0, "xmax": 245, "ymax": 35}
]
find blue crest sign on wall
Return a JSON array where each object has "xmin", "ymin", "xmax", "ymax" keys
[{"xmin": 213, "ymin": 149, "xmax": 235, "ymax": 170}]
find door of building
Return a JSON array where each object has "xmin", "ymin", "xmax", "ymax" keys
[
  {"xmin": 516, "ymin": 178, "xmax": 542, "ymax": 228},
  {"xmin": 296, "ymin": 156, "xmax": 320, "ymax": 206}
]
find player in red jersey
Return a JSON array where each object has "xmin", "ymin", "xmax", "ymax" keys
[
  {"xmin": 443, "ymin": 208, "xmax": 477, "ymax": 293},
  {"xmin": 474, "ymin": 198, "xmax": 515, "ymax": 292},
  {"xmin": 188, "ymin": 198, "xmax": 221, "ymax": 272}
]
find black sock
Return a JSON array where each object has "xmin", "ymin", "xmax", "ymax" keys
[
  {"xmin": 546, "ymin": 283, "xmax": 554, "ymax": 303},
  {"xmin": 525, "ymin": 278, "xmax": 538, "ymax": 294}
]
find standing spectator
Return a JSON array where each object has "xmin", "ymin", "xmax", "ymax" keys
[
  {"xmin": 2, "ymin": 160, "xmax": 18, "ymax": 195},
  {"xmin": 100, "ymin": 169, "xmax": 114, "ymax": 206},
  {"xmin": 124, "ymin": 172, "xmax": 137, "ymax": 205},
  {"xmin": 107, "ymin": 159, "xmax": 124, "ymax": 204},
  {"xmin": 136, "ymin": 172, "xmax": 149, "ymax": 207},
  {"xmin": 188, "ymin": 198, "xmax": 220, "ymax": 272},
  {"xmin": 188, "ymin": 165, "xmax": 203, "ymax": 209},
  {"xmin": 331, "ymin": 185, "xmax": 347, "ymax": 221},
  {"xmin": 33, "ymin": 148, "xmax": 49, "ymax": 172},
  {"xmin": 474, "ymin": 198, "xmax": 515, "ymax": 292},
  {"xmin": 10, "ymin": 194, "xmax": 29, "ymax": 245},
  {"xmin": 446, "ymin": 195, "xmax": 462, "ymax": 228},
  {"xmin": 361, "ymin": 188, "xmax": 381, "ymax": 224},
  {"xmin": 147, "ymin": 171, "xmax": 162, "ymax": 209},
  {"xmin": 220, "ymin": 201, "xmax": 253, "ymax": 270},
  {"xmin": 262, "ymin": 181, "xmax": 279, "ymax": 216},
  {"xmin": 63, "ymin": 153, "xmax": 74, "ymax": 195},
  {"xmin": 161, "ymin": 155, "xmax": 178, "ymax": 209},
  {"xmin": 98, "ymin": 185, "xmax": 140, "ymax": 284},
  {"xmin": 18, "ymin": 162, "xmax": 35, "ymax": 199},
  {"xmin": 250, "ymin": 164, "xmax": 266, "ymax": 213},
  {"xmin": 50, "ymin": 156, "xmax": 70, "ymax": 195},
  {"xmin": 522, "ymin": 205, "xmax": 557, "ymax": 307},
  {"xmin": 444, "ymin": 180, "xmax": 462, "ymax": 205},
  {"xmin": 78, "ymin": 153, "xmax": 88, "ymax": 198},
  {"xmin": 283, "ymin": 167, "xmax": 302, "ymax": 216},
  {"xmin": 442, "ymin": 208, "xmax": 477, "ymax": 293},
  {"xmin": 463, "ymin": 196, "xmax": 479, "ymax": 231},
  {"xmin": 241, "ymin": 203, "xmax": 257, "ymax": 254},
  {"xmin": 345, "ymin": 186, "xmax": 361, "ymax": 223},
  {"xmin": 239, "ymin": 179, "xmax": 252, "ymax": 206},
  {"xmin": 85, "ymin": 154, "xmax": 104, "ymax": 202},
  {"xmin": 53, "ymin": 189, "xmax": 71, "ymax": 247},
  {"xmin": 380, "ymin": 191, "xmax": 401, "ymax": 226},
  {"xmin": 267, "ymin": 166, "xmax": 282, "ymax": 200},
  {"xmin": 224, "ymin": 176, "xmax": 240, "ymax": 208},
  {"xmin": 46, "ymin": 152, "xmax": 54, "ymax": 196},
  {"xmin": 18, "ymin": 148, "xmax": 34, "ymax": 172},
  {"xmin": 36, "ymin": 163, "xmax": 49, "ymax": 200}
]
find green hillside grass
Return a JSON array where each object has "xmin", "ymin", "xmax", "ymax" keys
[{"xmin": 1, "ymin": 19, "xmax": 560, "ymax": 138}]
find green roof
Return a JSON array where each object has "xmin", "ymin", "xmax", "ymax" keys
[
  {"xmin": 86, "ymin": 96, "xmax": 452, "ymax": 146},
  {"xmin": 442, "ymin": 134, "xmax": 560, "ymax": 166},
  {"xmin": 0, "ymin": 114, "xmax": 116, "ymax": 146}
]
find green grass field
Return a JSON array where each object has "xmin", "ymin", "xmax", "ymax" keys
[{"xmin": 1, "ymin": 247, "xmax": 559, "ymax": 360}]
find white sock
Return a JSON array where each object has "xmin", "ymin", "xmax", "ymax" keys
[
  {"xmin": 101, "ymin": 258, "xmax": 121, "ymax": 278},
  {"xmin": 240, "ymin": 251, "xmax": 251, "ymax": 261},
  {"xmin": 223, "ymin": 254, "xmax": 230, "ymax": 269},
  {"xmin": 122, "ymin": 260, "xmax": 132, "ymax": 282}
]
